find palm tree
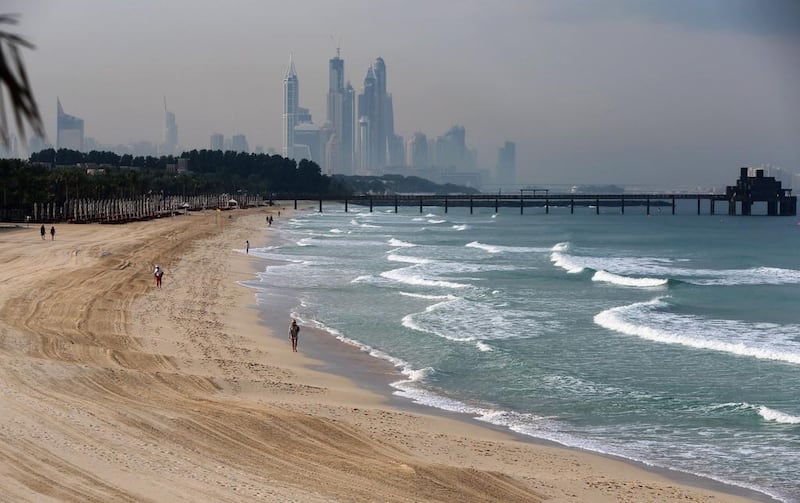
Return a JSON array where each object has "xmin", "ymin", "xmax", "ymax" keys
[{"xmin": 0, "ymin": 14, "xmax": 44, "ymax": 148}]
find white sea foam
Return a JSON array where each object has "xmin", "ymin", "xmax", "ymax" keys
[
  {"xmin": 398, "ymin": 292, "xmax": 459, "ymax": 301},
  {"xmin": 549, "ymin": 246, "xmax": 800, "ymax": 287},
  {"xmin": 388, "ymin": 238, "xmax": 416, "ymax": 248},
  {"xmin": 476, "ymin": 341, "xmax": 493, "ymax": 352},
  {"xmin": 592, "ymin": 270, "xmax": 668, "ymax": 288},
  {"xmin": 329, "ymin": 228, "xmax": 344, "ymax": 234},
  {"xmin": 452, "ymin": 224, "xmax": 469, "ymax": 231},
  {"xmin": 386, "ymin": 253, "xmax": 430, "ymax": 265},
  {"xmin": 758, "ymin": 405, "xmax": 800, "ymax": 424},
  {"xmin": 702, "ymin": 402, "xmax": 800, "ymax": 425},
  {"xmin": 381, "ymin": 268, "xmax": 470, "ymax": 289},
  {"xmin": 684, "ymin": 266, "xmax": 800, "ymax": 286},
  {"xmin": 402, "ymin": 313, "xmax": 473, "ymax": 342},
  {"xmin": 466, "ymin": 241, "xmax": 550, "ymax": 254},
  {"xmin": 350, "ymin": 219, "xmax": 381, "ymax": 228},
  {"xmin": 427, "ymin": 219, "xmax": 446, "ymax": 224},
  {"xmin": 426, "ymin": 260, "xmax": 519, "ymax": 275},
  {"xmin": 425, "ymin": 213, "xmax": 437, "ymax": 217},
  {"xmin": 350, "ymin": 275, "xmax": 374, "ymax": 283},
  {"xmin": 595, "ymin": 298, "xmax": 800, "ymax": 365},
  {"xmin": 296, "ymin": 238, "xmax": 313, "ymax": 247},
  {"xmin": 550, "ymin": 252, "xmax": 585, "ymax": 273}
]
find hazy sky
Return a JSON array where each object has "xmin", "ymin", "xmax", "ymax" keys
[{"xmin": 8, "ymin": 0, "xmax": 800, "ymax": 188}]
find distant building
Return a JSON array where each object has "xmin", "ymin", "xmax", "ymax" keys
[
  {"xmin": 435, "ymin": 125, "xmax": 476, "ymax": 170},
  {"xmin": 356, "ymin": 58, "xmax": 396, "ymax": 172},
  {"xmin": 231, "ymin": 134, "xmax": 249, "ymax": 153},
  {"xmin": 0, "ymin": 134, "xmax": 19, "ymax": 158},
  {"xmin": 282, "ymin": 54, "xmax": 299, "ymax": 159},
  {"xmin": 341, "ymin": 82, "xmax": 355, "ymax": 174},
  {"xmin": 163, "ymin": 97, "xmax": 178, "ymax": 155},
  {"xmin": 496, "ymin": 141, "xmax": 516, "ymax": 189},
  {"xmin": 358, "ymin": 116, "xmax": 371, "ymax": 174},
  {"xmin": 326, "ymin": 47, "xmax": 354, "ymax": 175},
  {"xmin": 406, "ymin": 132, "xmax": 429, "ymax": 169},
  {"xmin": 28, "ymin": 136, "xmax": 51, "ymax": 156},
  {"xmin": 56, "ymin": 98, "xmax": 84, "ymax": 151},
  {"xmin": 327, "ymin": 50, "xmax": 345, "ymax": 143},
  {"xmin": 210, "ymin": 133, "xmax": 224, "ymax": 151},
  {"xmin": 294, "ymin": 123, "xmax": 322, "ymax": 162},
  {"xmin": 324, "ymin": 133, "xmax": 340, "ymax": 175}
]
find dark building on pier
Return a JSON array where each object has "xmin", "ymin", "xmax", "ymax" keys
[{"xmin": 726, "ymin": 167, "xmax": 796, "ymax": 216}]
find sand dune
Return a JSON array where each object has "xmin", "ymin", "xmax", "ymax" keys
[{"xmin": 0, "ymin": 211, "xmax": 765, "ymax": 502}]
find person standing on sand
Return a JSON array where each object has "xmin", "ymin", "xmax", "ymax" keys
[
  {"xmin": 40, "ymin": 224, "xmax": 45, "ymax": 240},
  {"xmin": 289, "ymin": 319, "xmax": 300, "ymax": 352},
  {"xmin": 50, "ymin": 226, "xmax": 55, "ymax": 240},
  {"xmin": 154, "ymin": 265, "xmax": 163, "ymax": 288},
  {"xmin": 246, "ymin": 240, "xmax": 250, "ymax": 254}
]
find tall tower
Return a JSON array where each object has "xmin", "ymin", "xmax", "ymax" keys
[
  {"xmin": 358, "ymin": 116, "xmax": 370, "ymax": 174},
  {"xmin": 341, "ymin": 82, "xmax": 355, "ymax": 174},
  {"xmin": 497, "ymin": 141, "xmax": 517, "ymax": 189},
  {"xmin": 56, "ymin": 98, "xmax": 84, "ymax": 151},
  {"xmin": 358, "ymin": 66, "xmax": 378, "ymax": 170},
  {"xmin": 282, "ymin": 54, "xmax": 299, "ymax": 159},
  {"xmin": 326, "ymin": 47, "xmax": 345, "ymax": 173},
  {"xmin": 372, "ymin": 57, "xmax": 387, "ymax": 168},
  {"xmin": 163, "ymin": 97, "xmax": 178, "ymax": 156}
]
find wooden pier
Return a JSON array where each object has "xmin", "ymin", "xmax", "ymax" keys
[
  {"xmin": 279, "ymin": 169, "xmax": 796, "ymax": 217},
  {"xmin": 277, "ymin": 191, "xmax": 795, "ymax": 216}
]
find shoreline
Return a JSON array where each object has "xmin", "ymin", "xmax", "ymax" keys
[
  {"xmin": 0, "ymin": 208, "xmax": 782, "ymax": 502},
  {"xmin": 244, "ymin": 209, "xmax": 780, "ymax": 503}
]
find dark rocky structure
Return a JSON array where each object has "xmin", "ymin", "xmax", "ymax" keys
[{"xmin": 726, "ymin": 167, "xmax": 796, "ymax": 216}]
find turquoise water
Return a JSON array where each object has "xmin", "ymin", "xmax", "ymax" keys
[{"xmin": 251, "ymin": 203, "xmax": 800, "ymax": 502}]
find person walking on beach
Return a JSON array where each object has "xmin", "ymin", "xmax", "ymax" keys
[
  {"xmin": 50, "ymin": 226, "xmax": 55, "ymax": 240},
  {"xmin": 246, "ymin": 240, "xmax": 250, "ymax": 254},
  {"xmin": 154, "ymin": 265, "xmax": 163, "ymax": 288},
  {"xmin": 288, "ymin": 319, "xmax": 300, "ymax": 352},
  {"xmin": 40, "ymin": 224, "xmax": 46, "ymax": 240}
]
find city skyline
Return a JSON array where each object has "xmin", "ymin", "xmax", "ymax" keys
[{"xmin": 6, "ymin": 0, "xmax": 800, "ymax": 188}]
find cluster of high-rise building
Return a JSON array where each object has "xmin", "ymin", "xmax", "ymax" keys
[
  {"xmin": 282, "ymin": 50, "xmax": 515, "ymax": 189},
  {"xmin": 210, "ymin": 132, "xmax": 251, "ymax": 154},
  {"xmin": 12, "ymin": 54, "xmax": 516, "ymax": 189}
]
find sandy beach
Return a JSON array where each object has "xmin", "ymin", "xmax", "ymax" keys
[{"xmin": 0, "ymin": 209, "xmax": 770, "ymax": 502}]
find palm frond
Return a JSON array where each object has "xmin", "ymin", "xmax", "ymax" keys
[{"xmin": 0, "ymin": 13, "xmax": 44, "ymax": 149}]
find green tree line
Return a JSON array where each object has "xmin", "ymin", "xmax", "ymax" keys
[{"xmin": 1, "ymin": 149, "xmax": 347, "ymax": 209}]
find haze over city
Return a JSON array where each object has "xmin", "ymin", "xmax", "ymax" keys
[{"xmin": 7, "ymin": 0, "xmax": 800, "ymax": 189}]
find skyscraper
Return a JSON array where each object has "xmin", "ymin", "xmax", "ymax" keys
[
  {"xmin": 231, "ymin": 134, "xmax": 249, "ymax": 153},
  {"xmin": 497, "ymin": 141, "xmax": 517, "ymax": 188},
  {"xmin": 163, "ymin": 97, "xmax": 178, "ymax": 155},
  {"xmin": 372, "ymin": 57, "xmax": 387, "ymax": 168},
  {"xmin": 282, "ymin": 54, "xmax": 299, "ymax": 159},
  {"xmin": 406, "ymin": 132, "xmax": 429, "ymax": 168},
  {"xmin": 358, "ymin": 116, "xmax": 370, "ymax": 173},
  {"xmin": 341, "ymin": 82, "xmax": 355, "ymax": 174},
  {"xmin": 356, "ymin": 57, "xmax": 396, "ymax": 172},
  {"xmin": 326, "ymin": 48, "xmax": 345, "ymax": 173},
  {"xmin": 210, "ymin": 133, "xmax": 224, "ymax": 151},
  {"xmin": 357, "ymin": 66, "xmax": 378, "ymax": 169},
  {"xmin": 56, "ymin": 98, "xmax": 84, "ymax": 151}
]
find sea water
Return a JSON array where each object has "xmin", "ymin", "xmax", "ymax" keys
[{"xmin": 249, "ymin": 202, "xmax": 800, "ymax": 502}]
